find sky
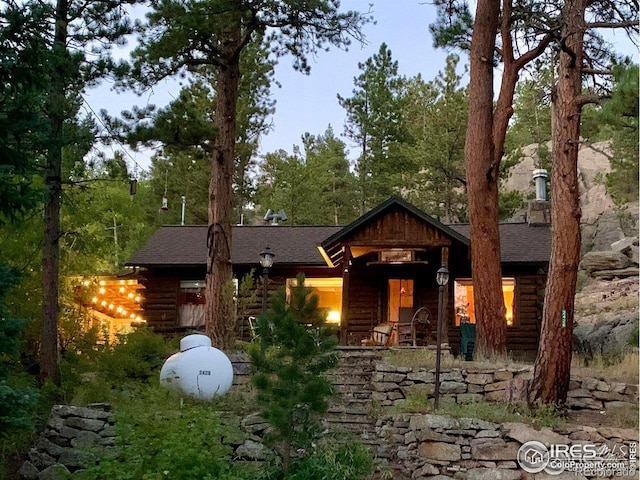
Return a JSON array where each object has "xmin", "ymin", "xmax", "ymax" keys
[{"xmin": 83, "ymin": 0, "xmax": 638, "ymax": 173}]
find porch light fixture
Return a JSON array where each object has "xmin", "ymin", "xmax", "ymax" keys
[
  {"xmin": 259, "ymin": 246, "xmax": 275, "ymax": 270},
  {"xmin": 434, "ymin": 265, "xmax": 450, "ymax": 412},
  {"xmin": 436, "ymin": 267, "xmax": 450, "ymax": 287},
  {"xmin": 259, "ymin": 246, "xmax": 275, "ymax": 312}
]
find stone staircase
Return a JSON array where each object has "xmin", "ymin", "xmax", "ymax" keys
[{"xmin": 324, "ymin": 347, "xmax": 410, "ymax": 479}]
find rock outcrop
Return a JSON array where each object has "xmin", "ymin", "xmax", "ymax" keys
[{"xmin": 502, "ymin": 141, "xmax": 638, "ymax": 252}]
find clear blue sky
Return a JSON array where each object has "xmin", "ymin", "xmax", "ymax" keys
[{"xmin": 83, "ymin": 0, "xmax": 638, "ymax": 173}]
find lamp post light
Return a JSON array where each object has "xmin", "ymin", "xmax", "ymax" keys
[
  {"xmin": 259, "ymin": 246, "xmax": 275, "ymax": 312},
  {"xmin": 434, "ymin": 265, "xmax": 450, "ymax": 412}
]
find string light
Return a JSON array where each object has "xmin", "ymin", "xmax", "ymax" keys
[{"xmin": 78, "ymin": 277, "xmax": 144, "ymax": 323}]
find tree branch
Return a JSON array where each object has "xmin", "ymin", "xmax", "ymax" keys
[
  {"xmin": 513, "ymin": 32, "xmax": 554, "ymax": 71},
  {"xmin": 581, "ymin": 67, "xmax": 613, "ymax": 75},
  {"xmin": 587, "ymin": 20, "xmax": 639, "ymax": 29},
  {"xmin": 576, "ymin": 93, "xmax": 607, "ymax": 107}
]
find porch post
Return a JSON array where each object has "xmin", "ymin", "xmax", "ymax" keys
[
  {"xmin": 340, "ymin": 246, "xmax": 351, "ymax": 345},
  {"xmin": 441, "ymin": 247, "xmax": 450, "ymax": 343}
]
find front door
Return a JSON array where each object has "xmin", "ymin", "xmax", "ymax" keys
[{"xmin": 387, "ymin": 278, "xmax": 414, "ymax": 331}]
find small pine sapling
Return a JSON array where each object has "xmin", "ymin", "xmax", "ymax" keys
[{"xmin": 249, "ymin": 273, "xmax": 338, "ymax": 475}]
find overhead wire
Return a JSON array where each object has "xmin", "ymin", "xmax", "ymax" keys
[{"xmin": 80, "ymin": 94, "xmax": 152, "ymax": 176}]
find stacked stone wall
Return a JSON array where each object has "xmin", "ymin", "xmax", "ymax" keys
[
  {"xmin": 369, "ymin": 362, "xmax": 638, "ymax": 413},
  {"xmin": 19, "ymin": 350, "xmax": 638, "ymax": 479},
  {"xmin": 232, "ymin": 348, "xmax": 638, "ymax": 413},
  {"xmin": 376, "ymin": 413, "xmax": 638, "ymax": 479},
  {"xmin": 19, "ymin": 404, "xmax": 115, "ymax": 480}
]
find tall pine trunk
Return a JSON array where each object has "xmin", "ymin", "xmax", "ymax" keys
[
  {"xmin": 205, "ymin": 32, "xmax": 240, "ymax": 350},
  {"xmin": 41, "ymin": 0, "xmax": 68, "ymax": 384},
  {"xmin": 528, "ymin": 0, "xmax": 584, "ymax": 405},
  {"xmin": 465, "ymin": 0, "xmax": 507, "ymax": 358}
]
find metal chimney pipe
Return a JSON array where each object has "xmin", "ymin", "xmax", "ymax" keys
[{"xmin": 533, "ymin": 169, "xmax": 548, "ymax": 201}]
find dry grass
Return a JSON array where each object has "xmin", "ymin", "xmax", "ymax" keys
[
  {"xmin": 381, "ymin": 347, "xmax": 529, "ymax": 370},
  {"xmin": 575, "ymin": 296, "xmax": 639, "ymax": 320},
  {"xmin": 572, "ymin": 351, "xmax": 639, "ymax": 385},
  {"xmin": 607, "ymin": 403, "xmax": 640, "ymax": 428},
  {"xmin": 392, "ymin": 394, "xmax": 562, "ymax": 429}
]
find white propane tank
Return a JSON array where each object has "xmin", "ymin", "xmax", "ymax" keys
[{"xmin": 160, "ymin": 334, "xmax": 233, "ymax": 400}]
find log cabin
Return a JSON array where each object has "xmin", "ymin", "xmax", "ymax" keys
[{"xmin": 123, "ymin": 196, "xmax": 551, "ymax": 360}]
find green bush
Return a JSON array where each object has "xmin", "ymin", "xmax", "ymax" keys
[
  {"xmin": 285, "ymin": 441, "xmax": 373, "ymax": 480},
  {"xmin": 98, "ymin": 328, "xmax": 171, "ymax": 385},
  {"xmin": 256, "ymin": 439, "xmax": 373, "ymax": 480},
  {"xmin": 71, "ymin": 386, "xmax": 249, "ymax": 480},
  {"xmin": 69, "ymin": 328, "xmax": 173, "ymax": 405}
]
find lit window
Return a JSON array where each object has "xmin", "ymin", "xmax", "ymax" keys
[
  {"xmin": 179, "ymin": 280, "xmax": 206, "ymax": 327},
  {"xmin": 286, "ymin": 278, "xmax": 343, "ymax": 324},
  {"xmin": 454, "ymin": 278, "xmax": 516, "ymax": 326}
]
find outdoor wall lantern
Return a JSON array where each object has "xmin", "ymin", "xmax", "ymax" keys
[
  {"xmin": 259, "ymin": 246, "xmax": 275, "ymax": 312},
  {"xmin": 434, "ymin": 265, "xmax": 450, "ymax": 412}
]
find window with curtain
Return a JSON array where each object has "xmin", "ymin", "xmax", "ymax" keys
[{"xmin": 454, "ymin": 278, "xmax": 516, "ymax": 326}]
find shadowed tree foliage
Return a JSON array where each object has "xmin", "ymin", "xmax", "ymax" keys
[
  {"xmin": 256, "ymin": 126, "xmax": 357, "ymax": 225},
  {"xmin": 0, "ymin": 1, "xmax": 50, "ymax": 223},
  {"xmin": 402, "ymin": 54, "xmax": 468, "ymax": 223},
  {"xmin": 602, "ymin": 64, "xmax": 639, "ymax": 205},
  {"xmin": 1, "ymin": 0, "xmax": 136, "ymax": 383},
  {"xmin": 338, "ymin": 43, "xmax": 411, "ymax": 214},
  {"xmin": 0, "ymin": 265, "xmax": 38, "ymax": 438}
]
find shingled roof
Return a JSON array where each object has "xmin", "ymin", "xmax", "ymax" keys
[
  {"xmin": 127, "ymin": 221, "xmax": 550, "ymax": 268},
  {"xmin": 126, "ymin": 225, "xmax": 342, "ymax": 267},
  {"xmin": 449, "ymin": 223, "xmax": 551, "ymax": 264}
]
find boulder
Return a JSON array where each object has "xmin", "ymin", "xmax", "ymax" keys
[
  {"xmin": 574, "ymin": 312, "xmax": 639, "ymax": 356},
  {"xmin": 579, "ymin": 251, "xmax": 631, "ymax": 275},
  {"xmin": 611, "ymin": 237, "xmax": 638, "ymax": 256},
  {"xmin": 235, "ymin": 440, "xmax": 271, "ymax": 460}
]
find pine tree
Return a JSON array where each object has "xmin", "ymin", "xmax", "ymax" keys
[
  {"xmin": 249, "ymin": 274, "xmax": 338, "ymax": 475},
  {"xmin": 403, "ymin": 55, "xmax": 468, "ymax": 222},
  {"xmin": 130, "ymin": 0, "xmax": 370, "ymax": 350},
  {"xmin": 338, "ymin": 43, "xmax": 410, "ymax": 214},
  {"xmin": 0, "ymin": 264, "xmax": 37, "ymax": 435}
]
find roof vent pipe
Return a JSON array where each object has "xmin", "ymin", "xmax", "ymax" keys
[{"xmin": 533, "ymin": 169, "xmax": 548, "ymax": 201}]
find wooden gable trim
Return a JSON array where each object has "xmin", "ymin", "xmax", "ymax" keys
[{"xmin": 319, "ymin": 197, "xmax": 467, "ymax": 267}]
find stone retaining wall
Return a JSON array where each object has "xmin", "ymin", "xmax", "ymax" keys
[
  {"xmin": 19, "ymin": 403, "xmax": 115, "ymax": 480},
  {"xmin": 232, "ymin": 348, "xmax": 639, "ymax": 413},
  {"xmin": 20, "ymin": 350, "xmax": 638, "ymax": 479},
  {"xmin": 377, "ymin": 412, "xmax": 638, "ymax": 479},
  {"xmin": 369, "ymin": 361, "xmax": 639, "ymax": 413}
]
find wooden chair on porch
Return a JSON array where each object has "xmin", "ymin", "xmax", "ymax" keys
[
  {"xmin": 412, "ymin": 307, "xmax": 431, "ymax": 346},
  {"xmin": 397, "ymin": 307, "xmax": 431, "ymax": 346},
  {"xmin": 361, "ymin": 323, "xmax": 394, "ymax": 347}
]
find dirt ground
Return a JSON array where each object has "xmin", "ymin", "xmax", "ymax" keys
[
  {"xmin": 574, "ymin": 277, "xmax": 639, "ymax": 326},
  {"xmin": 565, "ymin": 408, "xmax": 637, "ymax": 429}
]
